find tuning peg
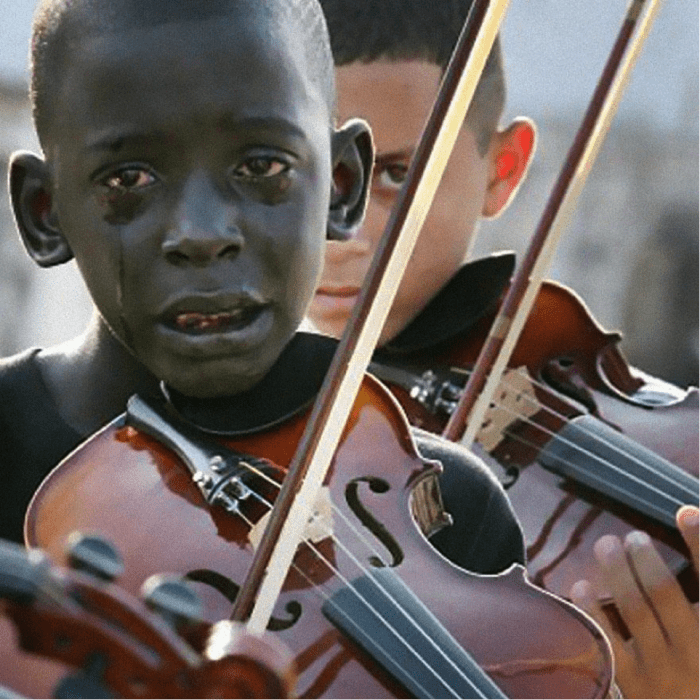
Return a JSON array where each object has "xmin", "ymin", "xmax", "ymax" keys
[
  {"xmin": 65, "ymin": 533, "xmax": 125, "ymax": 582},
  {"xmin": 141, "ymin": 574, "xmax": 203, "ymax": 629},
  {"xmin": 0, "ymin": 540, "xmax": 50, "ymax": 603}
]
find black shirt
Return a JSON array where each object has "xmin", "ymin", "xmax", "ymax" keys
[
  {"xmin": 0, "ymin": 348, "xmax": 81, "ymax": 544},
  {"xmin": 0, "ymin": 340, "xmax": 524, "ymax": 573}
]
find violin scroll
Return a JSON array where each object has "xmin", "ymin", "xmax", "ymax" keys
[{"xmin": 0, "ymin": 534, "xmax": 295, "ymax": 699}]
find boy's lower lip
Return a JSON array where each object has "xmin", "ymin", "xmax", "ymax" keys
[
  {"xmin": 316, "ymin": 285, "xmax": 361, "ymax": 298},
  {"xmin": 156, "ymin": 306, "xmax": 273, "ymax": 355},
  {"xmin": 312, "ymin": 289, "xmax": 360, "ymax": 315}
]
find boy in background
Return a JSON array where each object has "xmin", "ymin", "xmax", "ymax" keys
[{"xmin": 310, "ymin": 0, "xmax": 699, "ymax": 696}]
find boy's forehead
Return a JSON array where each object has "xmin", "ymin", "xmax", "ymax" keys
[
  {"xmin": 41, "ymin": 7, "xmax": 333, "ymax": 152},
  {"xmin": 335, "ymin": 60, "xmax": 441, "ymax": 149},
  {"xmin": 336, "ymin": 60, "xmax": 441, "ymax": 114},
  {"xmin": 55, "ymin": 14, "xmax": 329, "ymax": 143}
]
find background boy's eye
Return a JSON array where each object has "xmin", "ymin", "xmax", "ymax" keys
[
  {"xmin": 233, "ymin": 157, "xmax": 288, "ymax": 179},
  {"xmin": 103, "ymin": 168, "xmax": 155, "ymax": 190},
  {"xmin": 376, "ymin": 163, "xmax": 409, "ymax": 189}
]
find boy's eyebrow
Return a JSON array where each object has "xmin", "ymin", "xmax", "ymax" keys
[
  {"xmin": 215, "ymin": 115, "xmax": 309, "ymax": 141},
  {"xmin": 374, "ymin": 146, "xmax": 414, "ymax": 163},
  {"xmin": 85, "ymin": 130, "xmax": 172, "ymax": 153},
  {"xmin": 85, "ymin": 117, "xmax": 310, "ymax": 153}
]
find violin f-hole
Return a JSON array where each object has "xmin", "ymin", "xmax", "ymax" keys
[
  {"xmin": 185, "ymin": 569, "xmax": 302, "ymax": 631},
  {"xmin": 345, "ymin": 477, "xmax": 403, "ymax": 568}
]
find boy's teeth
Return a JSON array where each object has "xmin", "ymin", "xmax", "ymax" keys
[{"xmin": 174, "ymin": 310, "xmax": 246, "ymax": 331}]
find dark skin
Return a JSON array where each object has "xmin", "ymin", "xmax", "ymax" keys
[{"xmin": 9, "ymin": 9, "xmax": 372, "ymax": 437}]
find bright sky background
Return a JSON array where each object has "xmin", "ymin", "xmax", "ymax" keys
[{"xmin": 0, "ymin": 0, "xmax": 697, "ymax": 131}]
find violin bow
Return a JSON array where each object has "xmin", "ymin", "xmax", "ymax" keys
[
  {"xmin": 232, "ymin": 0, "xmax": 511, "ymax": 633},
  {"xmin": 443, "ymin": 0, "xmax": 664, "ymax": 446}
]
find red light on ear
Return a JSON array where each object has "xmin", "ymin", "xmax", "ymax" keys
[
  {"xmin": 496, "ymin": 152, "xmax": 517, "ymax": 180},
  {"xmin": 516, "ymin": 127, "xmax": 532, "ymax": 151}
]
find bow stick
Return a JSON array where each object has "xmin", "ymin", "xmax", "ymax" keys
[
  {"xmin": 232, "ymin": 0, "xmax": 511, "ymax": 633},
  {"xmin": 443, "ymin": 0, "xmax": 664, "ymax": 446}
]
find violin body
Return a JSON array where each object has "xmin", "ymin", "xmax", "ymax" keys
[
  {"xmin": 27, "ymin": 376, "xmax": 612, "ymax": 698},
  {"xmin": 371, "ymin": 281, "xmax": 699, "ymax": 601}
]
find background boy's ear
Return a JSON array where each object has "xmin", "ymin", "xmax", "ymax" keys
[
  {"xmin": 482, "ymin": 118, "xmax": 536, "ymax": 219},
  {"xmin": 327, "ymin": 118, "xmax": 374, "ymax": 241},
  {"xmin": 9, "ymin": 151, "xmax": 73, "ymax": 267}
]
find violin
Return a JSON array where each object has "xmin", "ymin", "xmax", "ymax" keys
[
  {"xmin": 19, "ymin": 1, "xmax": 651, "ymax": 695},
  {"xmin": 0, "ymin": 534, "xmax": 294, "ymax": 698},
  {"xmin": 369, "ymin": 265, "xmax": 699, "ymax": 604},
  {"xmin": 25, "ymin": 367, "xmax": 613, "ymax": 698}
]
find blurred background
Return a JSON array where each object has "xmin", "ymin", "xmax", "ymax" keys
[{"xmin": 0, "ymin": 0, "xmax": 697, "ymax": 386}]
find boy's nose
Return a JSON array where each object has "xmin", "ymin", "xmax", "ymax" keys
[
  {"xmin": 162, "ymin": 174, "xmax": 244, "ymax": 266},
  {"xmin": 162, "ymin": 221, "xmax": 244, "ymax": 266}
]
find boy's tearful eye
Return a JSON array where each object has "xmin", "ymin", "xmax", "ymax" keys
[
  {"xmin": 231, "ymin": 155, "xmax": 290, "ymax": 180},
  {"xmin": 101, "ymin": 167, "xmax": 157, "ymax": 191},
  {"xmin": 227, "ymin": 153, "xmax": 294, "ymax": 202},
  {"xmin": 95, "ymin": 166, "xmax": 158, "ymax": 224}
]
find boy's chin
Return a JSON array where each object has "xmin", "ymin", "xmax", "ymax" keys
[
  {"xmin": 163, "ymin": 365, "xmax": 269, "ymax": 400},
  {"xmin": 145, "ymin": 330, "xmax": 296, "ymax": 400}
]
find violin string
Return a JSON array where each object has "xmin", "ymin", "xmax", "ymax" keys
[
  {"xmin": 239, "ymin": 461, "xmax": 393, "ymax": 571},
  {"xmin": 479, "ymin": 403, "xmax": 692, "ymax": 519},
  {"xmin": 450, "ymin": 364, "xmax": 697, "ymax": 499},
  {"xmin": 233, "ymin": 471, "xmax": 487, "ymax": 699},
  {"xmin": 239, "ymin": 490, "xmax": 487, "ymax": 700},
  {"xmin": 506, "ymin": 366, "xmax": 695, "ymax": 493},
  {"xmin": 500, "ymin": 426, "xmax": 687, "ymax": 521},
  {"xmin": 478, "ymin": 393, "xmax": 693, "ymax": 509},
  {"xmin": 478, "ymin": 364, "xmax": 695, "ymax": 494},
  {"xmin": 495, "ymin": 377, "xmax": 696, "ymax": 499},
  {"xmin": 231, "ymin": 508, "xmax": 439, "ymax": 699}
]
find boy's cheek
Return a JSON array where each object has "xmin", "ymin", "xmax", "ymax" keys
[
  {"xmin": 288, "ymin": 237, "xmax": 325, "ymax": 297},
  {"xmin": 98, "ymin": 190, "xmax": 147, "ymax": 225}
]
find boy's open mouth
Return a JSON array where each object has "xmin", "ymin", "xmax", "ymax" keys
[
  {"xmin": 173, "ymin": 307, "xmax": 263, "ymax": 334},
  {"xmin": 159, "ymin": 293, "xmax": 269, "ymax": 338}
]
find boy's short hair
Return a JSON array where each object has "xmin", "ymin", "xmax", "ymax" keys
[
  {"xmin": 319, "ymin": 0, "xmax": 505, "ymax": 153},
  {"xmin": 29, "ymin": 0, "xmax": 335, "ymax": 150}
]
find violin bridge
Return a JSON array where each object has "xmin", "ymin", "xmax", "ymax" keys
[
  {"xmin": 474, "ymin": 367, "xmax": 538, "ymax": 452},
  {"xmin": 247, "ymin": 486, "xmax": 334, "ymax": 551}
]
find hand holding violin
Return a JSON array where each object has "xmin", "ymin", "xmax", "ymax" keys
[{"xmin": 571, "ymin": 505, "xmax": 699, "ymax": 699}]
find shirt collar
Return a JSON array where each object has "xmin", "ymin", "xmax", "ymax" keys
[{"xmin": 380, "ymin": 252, "xmax": 515, "ymax": 356}]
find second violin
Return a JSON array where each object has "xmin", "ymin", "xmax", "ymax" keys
[{"xmin": 370, "ymin": 253, "xmax": 698, "ymax": 601}]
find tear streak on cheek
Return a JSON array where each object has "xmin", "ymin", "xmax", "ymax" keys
[
  {"xmin": 102, "ymin": 191, "xmax": 142, "ymax": 226},
  {"xmin": 115, "ymin": 231, "xmax": 136, "ymax": 353}
]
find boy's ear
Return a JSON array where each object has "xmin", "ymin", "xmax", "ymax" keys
[
  {"xmin": 327, "ymin": 118, "xmax": 373, "ymax": 241},
  {"xmin": 482, "ymin": 118, "xmax": 536, "ymax": 219},
  {"xmin": 9, "ymin": 151, "xmax": 73, "ymax": 267}
]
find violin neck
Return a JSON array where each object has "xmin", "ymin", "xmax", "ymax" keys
[{"xmin": 538, "ymin": 414, "xmax": 698, "ymax": 529}]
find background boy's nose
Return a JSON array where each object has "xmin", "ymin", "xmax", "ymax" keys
[{"xmin": 162, "ymin": 173, "xmax": 244, "ymax": 266}]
